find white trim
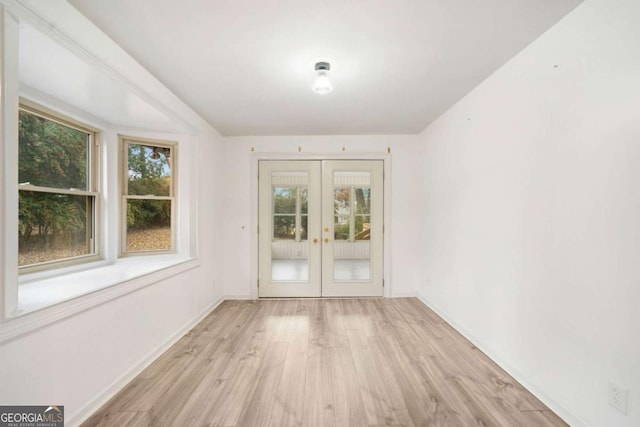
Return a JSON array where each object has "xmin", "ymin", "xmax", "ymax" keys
[
  {"xmin": 66, "ymin": 295, "xmax": 225, "ymax": 427},
  {"xmin": 250, "ymin": 152, "xmax": 392, "ymax": 299},
  {"xmin": 389, "ymin": 291, "xmax": 417, "ymax": 298},
  {"xmin": 0, "ymin": 257, "xmax": 200, "ymax": 343},
  {"xmin": 415, "ymin": 293, "xmax": 589, "ymax": 427},
  {"xmin": 0, "ymin": 0, "xmax": 207, "ymax": 134},
  {"xmin": 1, "ymin": 8, "xmax": 20, "ymax": 319}
]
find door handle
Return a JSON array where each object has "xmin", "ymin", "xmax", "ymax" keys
[
  {"xmin": 313, "ymin": 238, "xmax": 318, "ymax": 244},
  {"xmin": 324, "ymin": 237, "xmax": 330, "ymax": 243},
  {"xmin": 324, "ymin": 226, "xmax": 329, "ymax": 232}
]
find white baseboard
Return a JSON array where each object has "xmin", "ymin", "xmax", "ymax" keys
[
  {"xmin": 66, "ymin": 296, "xmax": 225, "ymax": 427},
  {"xmin": 415, "ymin": 293, "xmax": 589, "ymax": 427},
  {"xmin": 389, "ymin": 291, "xmax": 417, "ymax": 298}
]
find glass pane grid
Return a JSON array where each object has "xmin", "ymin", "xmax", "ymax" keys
[
  {"xmin": 127, "ymin": 143, "xmax": 172, "ymax": 197},
  {"xmin": 332, "ymin": 173, "xmax": 372, "ymax": 282},
  {"xmin": 19, "ymin": 109, "xmax": 90, "ymax": 191},
  {"xmin": 18, "ymin": 106, "xmax": 96, "ymax": 268},
  {"xmin": 270, "ymin": 181, "xmax": 309, "ymax": 282},
  {"xmin": 18, "ymin": 191, "xmax": 93, "ymax": 266},
  {"xmin": 273, "ymin": 215, "xmax": 296, "ymax": 240},
  {"xmin": 126, "ymin": 199, "xmax": 172, "ymax": 252}
]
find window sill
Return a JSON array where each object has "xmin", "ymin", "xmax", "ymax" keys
[{"xmin": 1, "ymin": 255, "xmax": 199, "ymax": 343}]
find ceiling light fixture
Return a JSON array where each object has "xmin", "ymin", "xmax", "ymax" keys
[{"xmin": 312, "ymin": 61, "xmax": 333, "ymax": 94}]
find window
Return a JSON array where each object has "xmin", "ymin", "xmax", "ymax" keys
[
  {"xmin": 122, "ymin": 137, "xmax": 176, "ymax": 254},
  {"xmin": 18, "ymin": 102, "xmax": 99, "ymax": 271},
  {"xmin": 334, "ymin": 185, "xmax": 371, "ymax": 241},
  {"xmin": 273, "ymin": 186, "xmax": 308, "ymax": 241}
]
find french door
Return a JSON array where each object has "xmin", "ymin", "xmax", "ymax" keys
[{"xmin": 258, "ymin": 160, "xmax": 383, "ymax": 297}]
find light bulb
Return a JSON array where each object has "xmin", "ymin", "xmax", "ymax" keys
[
  {"xmin": 312, "ymin": 62, "xmax": 333, "ymax": 94},
  {"xmin": 149, "ymin": 148, "xmax": 160, "ymax": 160},
  {"xmin": 313, "ymin": 71, "xmax": 333, "ymax": 94}
]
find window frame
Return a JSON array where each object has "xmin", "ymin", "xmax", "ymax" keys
[
  {"xmin": 17, "ymin": 99, "xmax": 101, "ymax": 273},
  {"xmin": 120, "ymin": 135, "xmax": 177, "ymax": 256}
]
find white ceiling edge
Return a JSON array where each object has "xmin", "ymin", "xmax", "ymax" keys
[{"xmin": 0, "ymin": 0, "xmax": 218, "ymax": 136}]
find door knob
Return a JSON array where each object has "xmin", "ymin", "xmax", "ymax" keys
[
  {"xmin": 313, "ymin": 238, "xmax": 318, "ymax": 244},
  {"xmin": 324, "ymin": 237, "xmax": 329, "ymax": 243},
  {"xmin": 324, "ymin": 226, "xmax": 329, "ymax": 232}
]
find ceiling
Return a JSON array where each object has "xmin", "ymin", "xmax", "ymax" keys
[{"xmin": 68, "ymin": 0, "xmax": 583, "ymax": 136}]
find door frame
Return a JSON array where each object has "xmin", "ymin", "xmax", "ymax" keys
[{"xmin": 250, "ymin": 152, "xmax": 392, "ymax": 299}]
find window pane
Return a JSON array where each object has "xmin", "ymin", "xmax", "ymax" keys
[
  {"xmin": 127, "ymin": 143, "xmax": 171, "ymax": 197},
  {"xmin": 301, "ymin": 215, "xmax": 308, "ymax": 240},
  {"xmin": 19, "ymin": 110, "xmax": 89, "ymax": 190},
  {"xmin": 355, "ymin": 215, "xmax": 371, "ymax": 240},
  {"xmin": 355, "ymin": 188, "xmax": 371, "ymax": 215},
  {"xmin": 334, "ymin": 187, "xmax": 351, "ymax": 216},
  {"xmin": 273, "ymin": 215, "xmax": 295, "ymax": 240},
  {"xmin": 126, "ymin": 199, "xmax": 172, "ymax": 251},
  {"xmin": 19, "ymin": 191, "xmax": 92, "ymax": 266},
  {"xmin": 301, "ymin": 188, "xmax": 308, "ymax": 214},
  {"xmin": 273, "ymin": 187, "xmax": 296, "ymax": 214},
  {"xmin": 334, "ymin": 215, "xmax": 350, "ymax": 241}
]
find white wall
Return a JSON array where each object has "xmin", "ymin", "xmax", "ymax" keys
[
  {"xmin": 0, "ymin": 3, "xmax": 228, "ymax": 424},
  {"xmin": 418, "ymin": 1, "xmax": 640, "ymax": 426},
  {"xmin": 221, "ymin": 135, "xmax": 423, "ymax": 298},
  {"xmin": 0, "ymin": 129, "xmax": 225, "ymax": 426}
]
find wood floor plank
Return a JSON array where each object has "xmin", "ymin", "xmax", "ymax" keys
[
  {"xmin": 269, "ymin": 300, "xmax": 299, "ymax": 343},
  {"xmin": 165, "ymin": 350, "xmax": 235, "ymax": 426},
  {"xmin": 82, "ymin": 298, "xmax": 569, "ymax": 427},
  {"xmin": 323, "ymin": 299, "xmax": 349, "ymax": 347},
  {"xmin": 376, "ymin": 329, "xmax": 464, "ymax": 427},
  {"xmin": 301, "ymin": 299, "xmax": 343, "ymax": 350},
  {"xmin": 147, "ymin": 337, "xmax": 229, "ymax": 425},
  {"xmin": 204, "ymin": 301, "xmax": 280, "ymax": 426},
  {"xmin": 328, "ymin": 345, "xmax": 367, "ymax": 427},
  {"xmin": 92, "ymin": 411, "xmax": 151, "ymax": 427},
  {"xmin": 236, "ymin": 341, "xmax": 289, "ymax": 427},
  {"xmin": 302, "ymin": 346, "xmax": 335, "ymax": 427},
  {"xmin": 347, "ymin": 328, "xmax": 415, "ymax": 427},
  {"xmin": 138, "ymin": 300, "xmax": 246, "ymax": 380},
  {"xmin": 268, "ymin": 332, "xmax": 308, "ymax": 427}
]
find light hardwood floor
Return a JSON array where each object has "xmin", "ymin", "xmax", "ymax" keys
[{"xmin": 82, "ymin": 298, "xmax": 567, "ymax": 427}]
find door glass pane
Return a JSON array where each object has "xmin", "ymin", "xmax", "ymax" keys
[
  {"xmin": 333, "ymin": 172, "xmax": 371, "ymax": 281},
  {"xmin": 334, "ymin": 215, "xmax": 349, "ymax": 240},
  {"xmin": 273, "ymin": 215, "xmax": 295, "ymax": 239},
  {"xmin": 271, "ymin": 173, "xmax": 309, "ymax": 281},
  {"xmin": 301, "ymin": 215, "xmax": 308, "ymax": 240},
  {"xmin": 273, "ymin": 187, "xmax": 296, "ymax": 214},
  {"xmin": 301, "ymin": 188, "xmax": 308, "ymax": 214},
  {"xmin": 355, "ymin": 188, "xmax": 371, "ymax": 215}
]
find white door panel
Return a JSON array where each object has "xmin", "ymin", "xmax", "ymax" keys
[
  {"xmin": 258, "ymin": 160, "xmax": 383, "ymax": 297},
  {"xmin": 258, "ymin": 161, "xmax": 321, "ymax": 297},
  {"xmin": 321, "ymin": 160, "xmax": 383, "ymax": 297}
]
